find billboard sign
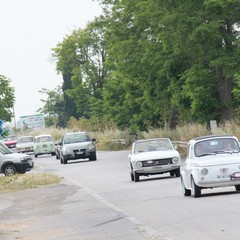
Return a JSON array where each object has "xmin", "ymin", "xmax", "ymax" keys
[{"xmin": 19, "ymin": 114, "xmax": 45, "ymax": 129}]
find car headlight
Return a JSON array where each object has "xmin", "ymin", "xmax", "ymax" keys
[
  {"xmin": 172, "ymin": 157, "xmax": 179, "ymax": 164},
  {"xmin": 88, "ymin": 143, "xmax": 95, "ymax": 151},
  {"xmin": 201, "ymin": 168, "xmax": 208, "ymax": 175},
  {"xmin": 20, "ymin": 156, "xmax": 32, "ymax": 162},
  {"xmin": 62, "ymin": 146, "xmax": 71, "ymax": 154},
  {"xmin": 136, "ymin": 161, "xmax": 143, "ymax": 168}
]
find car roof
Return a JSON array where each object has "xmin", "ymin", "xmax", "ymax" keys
[
  {"xmin": 134, "ymin": 138, "xmax": 171, "ymax": 143},
  {"xmin": 35, "ymin": 134, "xmax": 52, "ymax": 138},
  {"xmin": 64, "ymin": 131, "xmax": 87, "ymax": 135},
  {"xmin": 17, "ymin": 136, "xmax": 34, "ymax": 139},
  {"xmin": 190, "ymin": 134, "xmax": 237, "ymax": 143}
]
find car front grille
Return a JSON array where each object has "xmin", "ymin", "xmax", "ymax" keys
[
  {"xmin": 142, "ymin": 158, "xmax": 172, "ymax": 167},
  {"xmin": 73, "ymin": 149, "xmax": 86, "ymax": 156}
]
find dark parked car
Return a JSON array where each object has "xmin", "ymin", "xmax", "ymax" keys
[{"xmin": 59, "ymin": 131, "xmax": 97, "ymax": 164}]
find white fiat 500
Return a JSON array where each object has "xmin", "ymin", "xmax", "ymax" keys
[
  {"xmin": 181, "ymin": 134, "xmax": 240, "ymax": 198},
  {"xmin": 128, "ymin": 138, "xmax": 181, "ymax": 182}
]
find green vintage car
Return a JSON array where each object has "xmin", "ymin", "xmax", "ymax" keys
[{"xmin": 34, "ymin": 134, "xmax": 56, "ymax": 158}]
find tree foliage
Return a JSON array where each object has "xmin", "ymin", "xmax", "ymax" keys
[
  {"xmin": 0, "ymin": 75, "xmax": 15, "ymax": 122},
  {"xmin": 48, "ymin": 0, "xmax": 240, "ymax": 132},
  {"xmin": 38, "ymin": 86, "xmax": 64, "ymax": 127}
]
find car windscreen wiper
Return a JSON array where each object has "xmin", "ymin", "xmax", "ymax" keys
[
  {"xmin": 197, "ymin": 152, "xmax": 216, "ymax": 157},
  {"xmin": 213, "ymin": 150, "xmax": 237, "ymax": 154}
]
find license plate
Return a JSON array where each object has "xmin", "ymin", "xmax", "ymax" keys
[{"xmin": 76, "ymin": 151, "xmax": 83, "ymax": 154}]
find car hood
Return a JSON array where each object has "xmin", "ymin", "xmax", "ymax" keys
[
  {"xmin": 131, "ymin": 150, "xmax": 180, "ymax": 161},
  {"xmin": 193, "ymin": 153, "xmax": 240, "ymax": 167},
  {"xmin": 64, "ymin": 142, "xmax": 91, "ymax": 149},
  {"xmin": 4, "ymin": 140, "xmax": 17, "ymax": 144},
  {"xmin": 1, "ymin": 152, "xmax": 32, "ymax": 161}
]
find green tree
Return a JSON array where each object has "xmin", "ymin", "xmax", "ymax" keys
[
  {"xmin": 52, "ymin": 19, "xmax": 108, "ymax": 123},
  {"xmin": 38, "ymin": 86, "xmax": 64, "ymax": 127},
  {"xmin": 0, "ymin": 75, "xmax": 15, "ymax": 122},
  {"xmin": 101, "ymin": 0, "xmax": 240, "ymax": 127}
]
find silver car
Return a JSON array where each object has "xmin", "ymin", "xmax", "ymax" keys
[
  {"xmin": 16, "ymin": 136, "xmax": 35, "ymax": 153},
  {"xmin": 59, "ymin": 131, "xmax": 97, "ymax": 164}
]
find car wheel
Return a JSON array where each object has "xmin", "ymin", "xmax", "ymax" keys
[
  {"xmin": 134, "ymin": 171, "xmax": 139, "ymax": 182},
  {"xmin": 181, "ymin": 176, "xmax": 191, "ymax": 196},
  {"xmin": 60, "ymin": 157, "xmax": 63, "ymax": 164},
  {"xmin": 130, "ymin": 172, "xmax": 134, "ymax": 181},
  {"xmin": 89, "ymin": 152, "xmax": 97, "ymax": 161},
  {"xmin": 3, "ymin": 164, "xmax": 17, "ymax": 176},
  {"xmin": 235, "ymin": 185, "xmax": 240, "ymax": 191},
  {"xmin": 35, "ymin": 154, "xmax": 38, "ymax": 158},
  {"xmin": 170, "ymin": 171, "xmax": 175, "ymax": 177},
  {"xmin": 191, "ymin": 177, "xmax": 201, "ymax": 198},
  {"xmin": 175, "ymin": 168, "xmax": 180, "ymax": 177},
  {"xmin": 51, "ymin": 152, "xmax": 56, "ymax": 156},
  {"xmin": 63, "ymin": 156, "xmax": 68, "ymax": 164}
]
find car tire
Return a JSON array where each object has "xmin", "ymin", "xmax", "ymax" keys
[
  {"xmin": 170, "ymin": 171, "xmax": 175, "ymax": 177},
  {"xmin": 51, "ymin": 152, "xmax": 56, "ymax": 156},
  {"xmin": 191, "ymin": 177, "xmax": 201, "ymax": 198},
  {"xmin": 134, "ymin": 171, "xmax": 139, "ymax": 182},
  {"xmin": 35, "ymin": 154, "xmax": 38, "ymax": 158},
  {"xmin": 181, "ymin": 176, "xmax": 191, "ymax": 196},
  {"xmin": 89, "ymin": 152, "xmax": 97, "ymax": 161},
  {"xmin": 130, "ymin": 172, "xmax": 134, "ymax": 181},
  {"xmin": 235, "ymin": 185, "xmax": 240, "ymax": 191},
  {"xmin": 60, "ymin": 157, "xmax": 63, "ymax": 164},
  {"xmin": 63, "ymin": 156, "xmax": 68, "ymax": 164},
  {"xmin": 175, "ymin": 168, "xmax": 180, "ymax": 177},
  {"xmin": 3, "ymin": 164, "xmax": 17, "ymax": 176}
]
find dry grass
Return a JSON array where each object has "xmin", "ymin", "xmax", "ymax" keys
[
  {"xmin": 18, "ymin": 121, "xmax": 240, "ymax": 150},
  {"xmin": 0, "ymin": 173, "xmax": 62, "ymax": 193}
]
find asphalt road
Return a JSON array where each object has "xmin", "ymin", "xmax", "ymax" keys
[{"xmin": 1, "ymin": 150, "xmax": 240, "ymax": 240}]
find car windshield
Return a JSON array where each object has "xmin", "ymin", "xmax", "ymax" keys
[
  {"xmin": 195, "ymin": 138, "xmax": 240, "ymax": 157},
  {"xmin": 134, "ymin": 139, "xmax": 173, "ymax": 154},
  {"xmin": 4, "ymin": 136, "xmax": 16, "ymax": 141},
  {"xmin": 17, "ymin": 137, "xmax": 34, "ymax": 143},
  {"xmin": 36, "ymin": 136, "xmax": 52, "ymax": 143},
  {"xmin": 64, "ymin": 133, "xmax": 90, "ymax": 144},
  {"xmin": 0, "ymin": 143, "xmax": 12, "ymax": 154}
]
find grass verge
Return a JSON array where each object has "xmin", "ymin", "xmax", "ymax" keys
[{"xmin": 0, "ymin": 173, "xmax": 62, "ymax": 193}]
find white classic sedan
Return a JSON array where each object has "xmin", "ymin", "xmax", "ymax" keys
[
  {"xmin": 181, "ymin": 134, "xmax": 240, "ymax": 198},
  {"xmin": 128, "ymin": 138, "xmax": 181, "ymax": 182}
]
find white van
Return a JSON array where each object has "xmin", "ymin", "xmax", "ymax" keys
[{"xmin": 0, "ymin": 142, "xmax": 34, "ymax": 176}]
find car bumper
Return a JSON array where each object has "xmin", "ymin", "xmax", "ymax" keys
[
  {"xmin": 15, "ymin": 161, "xmax": 34, "ymax": 172},
  {"xmin": 197, "ymin": 178, "xmax": 240, "ymax": 188},
  {"xmin": 63, "ymin": 150, "xmax": 95, "ymax": 160},
  {"xmin": 135, "ymin": 164, "xmax": 181, "ymax": 174}
]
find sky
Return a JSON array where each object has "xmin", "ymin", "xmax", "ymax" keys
[{"xmin": 0, "ymin": 0, "xmax": 102, "ymax": 122}]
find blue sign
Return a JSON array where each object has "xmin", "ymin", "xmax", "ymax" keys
[{"xmin": 0, "ymin": 119, "xmax": 4, "ymax": 135}]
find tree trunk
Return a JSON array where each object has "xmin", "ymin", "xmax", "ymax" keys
[
  {"xmin": 216, "ymin": 66, "xmax": 233, "ymax": 123},
  {"xmin": 168, "ymin": 107, "xmax": 179, "ymax": 130}
]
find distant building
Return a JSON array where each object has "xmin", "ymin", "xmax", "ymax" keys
[{"xmin": 19, "ymin": 114, "xmax": 45, "ymax": 129}]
